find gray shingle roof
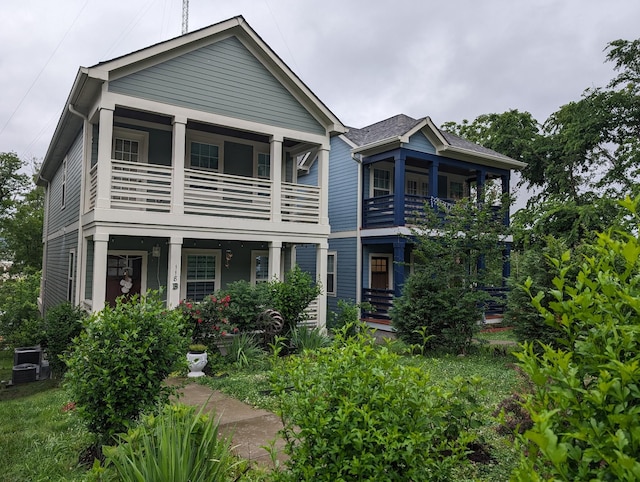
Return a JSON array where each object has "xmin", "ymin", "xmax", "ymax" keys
[
  {"xmin": 439, "ymin": 130, "xmax": 513, "ymax": 161},
  {"xmin": 344, "ymin": 113, "xmax": 514, "ymax": 162},
  {"xmin": 344, "ymin": 114, "xmax": 423, "ymax": 146}
]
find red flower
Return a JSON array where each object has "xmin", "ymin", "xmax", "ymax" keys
[
  {"xmin": 232, "ymin": 327, "xmax": 239, "ymax": 334},
  {"xmin": 212, "ymin": 296, "xmax": 217, "ymax": 303},
  {"xmin": 186, "ymin": 303, "xmax": 193, "ymax": 309},
  {"xmin": 221, "ymin": 331, "xmax": 227, "ymax": 336},
  {"xmin": 197, "ymin": 318, "xmax": 203, "ymax": 324}
]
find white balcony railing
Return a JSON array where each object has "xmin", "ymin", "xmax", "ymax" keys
[
  {"xmin": 88, "ymin": 161, "xmax": 320, "ymax": 223},
  {"xmin": 282, "ymin": 182, "xmax": 320, "ymax": 223},
  {"xmin": 183, "ymin": 168, "xmax": 272, "ymax": 220},
  {"xmin": 111, "ymin": 160, "xmax": 173, "ymax": 212}
]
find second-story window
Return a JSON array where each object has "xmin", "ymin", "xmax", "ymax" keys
[
  {"xmin": 257, "ymin": 153, "xmax": 270, "ymax": 179},
  {"xmin": 190, "ymin": 142, "xmax": 219, "ymax": 170},
  {"xmin": 114, "ymin": 138, "xmax": 139, "ymax": 162},
  {"xmin": 373, "ymin": 168, "xmax": 391, "ymax": 197}
]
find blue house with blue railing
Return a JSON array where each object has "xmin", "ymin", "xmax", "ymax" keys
[{"xmin": 299, "ymin": 114, "xmax": 525, "ymax": 331}]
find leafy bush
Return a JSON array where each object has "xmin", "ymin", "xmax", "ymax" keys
[
  {"xmin": 327, "ymin": 299, "xmax": 373, "ymax": 335},
  {"xmin": 513, "ymin": 196, "xmax": 640, "ymax": 480},
  {"xmin": 43, "ymin": 302, "xmax": 86, "ymax": 377},
  {"xmin": 271, "ymin": 325, "xmax": 483, "ymax": 481},
  {"xmin": 225, "ymin": 332, "xmax": 264, "ymax": 369},
  {"xmin": 505, "ymin": 238, "xmax": 575, "ymax": 347},
  {"xmin": 179, "ymin": 294, "xmax": 238, "ymax": 353},
  {"xmin": 0, "ymin": 270, "xmax": 43, "ymax": 348},
  {"xmin": 269, "ymin": 265, "xmax": 321, "ymax": 334},
  {"xmin": 288, "ymin": 326, "xmax": 331, "ymax": 353},
  {"xmin": 64, "ymin": 292, "xmax": 188, "ymax": 441},
  {"xmin": 219, "ymin": 280, "xmax": 272, "ymax": 332},
  {"xmin": 100, "ymin": 403, "xmax": 237, "ymax": 481},
  {"xmin": 391, "ymin": 270, "xmax": 484, "ymax": 354}
]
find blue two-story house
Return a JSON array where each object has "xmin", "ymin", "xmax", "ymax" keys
[{"xmin": 307, "ymin": 114, "xmax": 525, "ymax": 331}]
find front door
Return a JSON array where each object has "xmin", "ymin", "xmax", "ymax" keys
[
  {"xmin": 370, "ymin": 255, "xmax": 391, "ymax": 290},
  {"xmin": 106, "ymin": 254, "xmax": 143, "ymax": 307}
]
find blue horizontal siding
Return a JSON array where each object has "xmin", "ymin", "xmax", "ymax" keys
[
  {"xmin": 327, "ymin": 237, "xmax": 357, "ymax": 315},
  {"xmin": 328, "ymin": 137, "xmax": 358, "ymax": 232},
  {"xmin": 407, "ymin": 131, "xmax": 436, "ymax": 154},
  {"xmin": 109, "ymin": 36, "xmax": 325, "ymax": 135},
  {"xmin": 44, "ymin": 230, "xmax": 78, "ymax": 312},
  {"xmin": 48, "ymin": 133, "xmax": 82, "ymax": 233}
]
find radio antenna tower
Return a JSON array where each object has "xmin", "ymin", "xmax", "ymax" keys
[{"xmin": 182, "ymin": 0, "xmax": 189, "ymax": 35}]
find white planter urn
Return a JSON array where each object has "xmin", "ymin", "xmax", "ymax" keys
[{"xmin": 186, "ymin": 351, "xmax": 208, "ymax": 378}]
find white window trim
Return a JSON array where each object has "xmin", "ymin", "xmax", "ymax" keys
[
  {"xmin": 368, "ymin": 253, "xmax": 393, "ymax": 290},
  {"xmin": 67, "ymin": 248, "xmax": 76, "ymax": 303},
  {"xmin": 112, "ymin": 127, "xmax": 149, "ymax": 163},
  {"xmin": 327, "ymin": 251, "xmax": 337, "ymax": 296},
  {"xmin": 370, "ymin": 166, "xmax": 393, "ymax": 197},
  {"xmin": 186, "ymin": 131, "xmax": 223, "ymax": 172},
  {"xmin": 251, "ymin": 250, "xmax": 269, "ymax": 285},
  {"xmin": 180, "ymin": 249, "xmax": 222, "ymax": 300}
]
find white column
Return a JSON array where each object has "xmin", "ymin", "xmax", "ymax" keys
[
  {"xmin": 316, "ymin": 241, "xmax": 328, "ymax": 331},
  {"xmin": 96, "ymin": 108, "xmax": 114, "ymax": 210},
  {"xmin": 269, "ymin": 240, "xmax": 282, "ymax": 281},
  {"xmin": 167, "ymin": 236, "xmax": 183, "ymax": 308},
  {"xmin": 270, "ymin": 136, "xmax": 283, "ymax": 223},
  {"xmin": 317, "ymin": 146, "xmax": 330, "ymax": 225},
  {"xmin": 91, "ymin": 233, "xmax": 109, "ymax": 312},
  {"xmin": 172, "ymin": 116, "xmax": 187, "ymax": 215}
]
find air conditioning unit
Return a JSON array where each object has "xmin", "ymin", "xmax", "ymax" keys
[
  {"xmin": 14, "ymin": 345, "xmax": 42, "ymax": 366},
  {"xmin": 12, "ymin": 363, "xmax": 38, "ymax": 384}
]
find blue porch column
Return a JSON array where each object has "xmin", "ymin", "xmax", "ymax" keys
[
  {"xmin": 429, "ymin": 160, "xmax": 439, "ymax": 198},
  {"xmin": 393, "ymin": 153, "xmax": 406, "ymax": 226},
  {"xmin": 393, "ymin": 239, "xmax": 406, "ymax": 298}
]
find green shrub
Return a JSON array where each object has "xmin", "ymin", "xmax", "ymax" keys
[
  {"xmin": 64, "ymin": 292, "xmax": 189, "ymax": 441},
  {"xmin": 327, "ymin": 299, "xmax": 373, "ymax": 335},
  {"xmin": 391, "ymin": 270, "xmax": 484, "ymax": 354},
  {"xmin": 43, "ymin": 302, "xmax": 86, "ymax": 377},
  {"xmin": 0, "ymin": 270, "xmax": 43, "ymax": 348},
  {"xmin": 513, "ymin": 196, "xmax": 640, "ymax": 480},
  {"xmin": 219, "ymin": 280, "xmax": 272, "ymax": 331},
  {"xmin": 505, "ymin": 238, "xmax": 577, "ymax": 347},
  {"xmin": 269, "ymin": 265, "xmax": 321, "ymax": 334},
  {"xmin": 179, "ymin": 294, "xmax": 237, "ymax": 353},
  {"xmin": 288, "ymin": 326, "xmax": 331, "ymax": 353},
  {"xmin": 271, "ymin": 325, "xmax": 483, "ymax": 481},
  {"xmin": 100, "ymin": 403, "xmax": 238, "ymax": 481},
  {"xmin": 225, "ymin": 332, "xmax": 264, "ymax": 369}
]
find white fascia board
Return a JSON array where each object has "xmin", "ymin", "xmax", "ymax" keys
[
  {"xmin": 438, "ymin": 145, "xmax": 527, "ymax": 170},
  {"xmin": 338, "ymin": 134, "xmax": 359, "ymax": 149},
  {"xmin": 360, "ymin": 226, "xmax": 413, "ymax": 238},
  {"xmin": 351, "ymin": 136, "xmax": 402, "ymax": 154},
  {"xmin": 399, "ymin": 118, "xmax": 429, "ymax": 143},
  {"xmin": 236, "ymin": 17, "xmax": 345, "ymax": 134},
  {"xmin": 89, "ymin": 17, "xmax": 244, "ymax": 74},
  {"xmin": 423, "ymin": 117, "xmax": 449, "ymax": 146}
]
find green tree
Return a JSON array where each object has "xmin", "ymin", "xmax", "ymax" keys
[
  {"xmin": 391, "ymin": 193, "xmax": 510, "ymax": 353},
  {"xmin": 0, "ymin": 152, "xmax": 30, "ymax": 218},
  {"xmin": 1, "ymin": 185, "xmax": 44, "ymax": 270}
]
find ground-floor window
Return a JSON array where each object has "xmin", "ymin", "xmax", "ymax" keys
[
  {"xmin": 182, "ymin": 250, "xmax": 221, "ymax": 301},
  {"xmin": 251, "ymin": 250, "xmax": 269, "ymax": 284},
  {"xmin": 67, "ymin": 249, "xmax": 76, "ymax": 303},
  {"xmin": 327, "ymin": 251, "xmax": 336, "ymax": 296}
]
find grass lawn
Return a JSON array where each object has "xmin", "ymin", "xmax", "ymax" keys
[{"xmin": 0, "ymin": 343, "xmax": 523, "ymax": 481}]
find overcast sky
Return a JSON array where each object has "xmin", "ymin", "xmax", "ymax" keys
[{"xmin": 1, "ymin": 0, "xmax": 639, "ymax": 166}]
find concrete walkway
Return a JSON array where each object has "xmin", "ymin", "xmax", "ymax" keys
[{"xmin": 169, "ymin": 379, "xmax": 286, "ymax": 467}]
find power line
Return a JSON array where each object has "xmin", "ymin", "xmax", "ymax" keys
[{"xmin": 0, "ymin": 0, "xmax": 89, "ymax": 141}]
